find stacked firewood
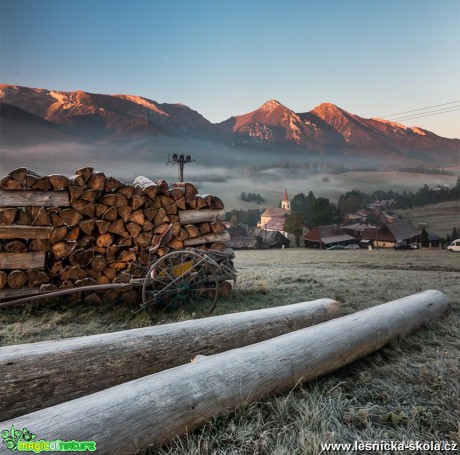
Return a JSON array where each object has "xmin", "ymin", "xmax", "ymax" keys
[{"xmin": 0, "ymin": 167, "xmax": 228, "ymax": 302}]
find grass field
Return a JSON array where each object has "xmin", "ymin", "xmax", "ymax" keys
[
  {"xmin": 395, "ymin": 200, "xmax": 460, "ymax": 237},
  {"xmin": 1, "ymin": 248, "xmax": 459, "ymax": 454}
]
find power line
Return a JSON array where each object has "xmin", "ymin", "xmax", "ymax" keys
[
  {"xmin": 386, "ymin": 108, "xmax": 460, "ymax": 123},
  {"xmin": 389, "ymin": 106, "xmax": 460, "ymax": 121},
  {"xmin": 380, "ymin": 100, "xmax": 460, "ymax": 118}
]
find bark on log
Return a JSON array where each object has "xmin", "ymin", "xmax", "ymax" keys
[
  {"xmin": 0, "ymin": 208, "xmax": 17, "ymax": 225},
  {"xmin": 183, "ymin": 231, "xmax": 230, "ymax": 246},
  {"xmin": 0, "ymin": 291, "xmax": 450, "ymax": 452},
  {"xmin": 0, "ymin": 190, "xmax": 69, "ymax": 207},
  {"xmin": 0, "ymin": 226, "xmax": 51, "ymax": 240},
  {"xmin": 0, "ymin": 252, "xmax": 45, "ymax": 269},
  {"xmin": 0, "ymin": 298, "xmax": 340, "ymax": 419},
  {"xmin": 178, "ymin": 209, "xmax": 226, "ymax": 225}
]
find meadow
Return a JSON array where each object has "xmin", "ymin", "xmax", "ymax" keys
[{"xmin": 1, "ymin": 248, "xmax": 459, "ymax": 454}]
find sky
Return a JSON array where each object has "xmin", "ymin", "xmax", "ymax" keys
[{"xmin": 1, "ymin": 0, "xmax": 459, "ymax": 138}]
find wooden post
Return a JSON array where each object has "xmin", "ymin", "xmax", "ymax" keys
[
  {"xmin": 0, "ymin": 290, "xmax": 449, "ymax": 453},
  {"xmin": 0, "ymin": 299, "xmax": 340, "ymax": 419}
]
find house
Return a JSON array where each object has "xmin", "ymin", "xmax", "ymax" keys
[
  {"xmin": 258, "ymin": 189, "xmax": 290, "ymax": 231},
  {"xmin": 362, "ymin": 221, "xmax": 419, "ymax": 248},
  {"xmin": 227, "ymin": 224, "xmax": 290, "ymax": 249},
  {"xmin": 302, "ymin": 225, "xmax": 355, "ymax": 249},
  {"xmin": 341, "ymin": 223, "xmax": 376, "ymax": 239}
]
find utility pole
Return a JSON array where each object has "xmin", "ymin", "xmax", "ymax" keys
[{"xmin": 166, "ymin": 154, "xmax": 194, "ymax": 182}]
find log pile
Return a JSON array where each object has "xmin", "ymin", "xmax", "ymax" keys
[{"xmin": 0, "ymin": 167, "xmax": 228, "ymax": 301}]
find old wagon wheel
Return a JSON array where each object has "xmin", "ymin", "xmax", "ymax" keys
[{"xmin": 142, "ymin": 250, "xmax": 219, "ymax": 316}]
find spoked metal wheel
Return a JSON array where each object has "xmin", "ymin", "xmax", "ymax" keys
[{"xmin": 142, "ymin": 250, "xmax": 219, "ymax": 316}]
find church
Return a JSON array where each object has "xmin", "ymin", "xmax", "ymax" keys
[{"xmin": 257, "ymin": 189, "xmax": 291, "ymax": 236}]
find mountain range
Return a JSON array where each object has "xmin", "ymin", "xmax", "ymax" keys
[{"xmin": 1, "ymin": 84, "xmax": 458, "ymax": 167}]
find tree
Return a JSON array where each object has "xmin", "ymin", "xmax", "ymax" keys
[
  {"xmin": 420, "ymin": 227, "xmax": 429, "ymax": 247},
  {"xmin": 283, "ymin": 213, "xmax": 304, "ymax": 247},
  {"xmin": 338, "ymin": 191, "xmax": 365, "ymax": 215},
  {"xmin": 452, "ymin": 227, "xmax": 459, "ymax": 240},
  {"xmin": 310, "ymin": 197, "xmax": 338, "ymax": 226}
]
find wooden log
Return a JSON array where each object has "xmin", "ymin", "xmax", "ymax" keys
[
  {"xmin": 80, "ymin": 202, "xmax": 96, "ymax": 218},
  {"xmin": 100, "ymin": 206, "xmax": 117, "ymax": 222},
  {"xmin": 48, "ymin": 174, "xmax": 70, "ymax": 191},
  {"xmin": 86, "ymin": 172, "xmax": 106, "ymax": 190},
  {"xmin": 167, "ymin": 238, "xmax": 184, "ymax": 250},
  {"xmin": 117, "ymin": 205, "xmax": 132, "ymax": 223},
  {"xmin": 199, "ymin": 222, "xmax": 211, "ymax": 235},
  {"xmin": 30, "ymin": 176, "xmax": 51, "ymax": 191},
  {"xmin": 28, "ymin": 239, "xmax": 51, "ymax": 252},
  {"xmin": 108, "ymin": 219, "xmax": 125, "ymax": 235},
  {"xmin": 210, "ymin": 221, "xmax": 227, "ymax": 234},
  {"xmin": 184, "ymin": 224, "xmax": 200, "ymax": 238},
  {"xmin": 31, "ymin": 207, "xmax": 51, "ymax": 226},
  {"xmin": 0, "ymin": 175, "xmax": 23, "ymax": 190},
  {"xmin": 80, "ymin": 189, "xmax": 100, "ymax": 203},
  {"xmin": 51, "ymin": 241, "xmax": 76, "ymax": 259},
  {"xmin": 95, "ymin": 219, "xmax": 110, "ymax": 235},
  {"xmin": 116, "ymin": 193, "xmax": 129, "ymax": 207},
  {"xmin": 0, "ymin": 208, "xmax": 17, "ymax": 225},
  {"xmin": 184, "ymin": 231, "xmax": 230, "ymax": 246},
  {"xmin": 0, "ymin": 271, "xmax": 7, "ymax": 289},
  {"xmin": 60, "ymin": 208, "xmax": 82, "ymax": 227},
  {"xmin": 95, "ymin": 203, "xmax": 109, "ymax": 218},
  {"xmin": 7, "ymin": 270, "xmax": 27, "ymax": 288},
  {"xmin": 16, "ymin": 209, "xmax": 32, "ymax": 225},
  {"xmin": 174, "ymin": 196, "xmax": 187, "ymax": 210},
  {"xmin": 76, "ymin": 166, "xmax": 94, "ymax": 182},
  {"xmin": 134, "ymin": 232, "xmax": 152, "ymax": 248},
  {"xmin": 0, "ymin": 298, "xmax": 341, "ymax": 419},
  {"xmin": 126, "ymin": 222, "xmax": 142, "ymax": 238},
  {"xmin": 178, "ymin": 209, "xmax": 226, "ymax": 225},
  {"xmin": 173, "ymin": 182, "xmax": 198, "ymax": 198},
  {"xmin": 186, "ymin": 197, "xmax": 197, "ymax": 209},
  {"xmin": 195, "ymin": 195, "xmax": 208, "ymax": 210},
  {"xmin": 0, "ymin": 252, "xmax": 45, "ymax": 269},
  {"xmin": 26, "ymin": 270, "xmax": 49, "ymax": 288},
  {"xmin": 50, "ymin": 212, "xmax": 65, "ymax": 227},
  {"xmin": 49, "ymin": 226, "xmax": 68, "ymax": 244},
  {"xmin": 212, "ymin": 196, "xmax": 224, "ymax": 209},
  {"xmin": 100, "ymin": 194, "xmax": 116, "ymax": 206},
  {"xmin": 79, "ymin": 218, "xmax": 96, "ymax": 236},
  {"xmin": 154, "ymin": 208, "xmax": 169, "ymax": 226},
  {"xmin": 69, "ymin": 185, "xmax": 85, "ymax": 202},
  {"xmin": 0, "ymin": 291, "xmax": 449, "ymax": 448},
  {"xmin": 104, "ymin": 177, "xmax": 123, "ymax": 193},
  {"xmin": 0, "ymin": 226, "xmax": 50, "ymax": 240},
  {"xmin": 128, "ymin": 209, "xmax": 144, "ymax": 226},
  {"xmin": 25, "ymin": 173, "xmax": 39, "ymax": 189},
  {"xmin": 218, "ymin": 280, "xmax": 233, "ymax": 297},
  {"xmin": 69, "ymin": 174, "xmax": 86, "ymax": 188},
  {"xmin": 131, "ymin": 195, "xmax": 146, "ymax": 211},
  {"xmin": 133, "ymin": 176, "xmax": 158, "ymax": 199},
  {"xmin": 3, "ymin": 240, "xmax": 27, "ymax": 253},
  {"xmin": 96, "ymin": 233, "xmax": 113, "ymax": 248},
  {"xmin": 70, "ymin": 199, "xmax": 87, "ymax": 212},
  {"xmin": 64, "ymin": 226, "xmax": 80, "ymax": 241},
  {"xmin": 8, "ymin": 167, "xmax": 28, "ymax": 185},
  {"xmin": 118, "ymin": 185, "xmax": 135, "ymax": 199},
  {"xmin": 91, "ymin": 255, "xmax": 107, "ymax": 273},
  {"xmin": 69, "ymin": 249, "xmax": 94, "ymax": 267}
]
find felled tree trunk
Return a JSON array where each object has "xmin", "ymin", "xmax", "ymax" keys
[{"xmin": 0, "ymin": 298, "xmax": 340, "ymax": 420}]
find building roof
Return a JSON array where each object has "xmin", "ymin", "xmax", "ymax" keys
[
  {"xmin": 362, "ymin": 221, "xmax": 419, "ymax": 242},
  {"xmin": 283, "ymin": 189, "xmax": 289, "ymax": 202},
  {"xmin": 302, "ymin": 225, "xmax": 355, "ymax": 245},
  {"xmin": 261, "ymin": 207, "xmax": 289, "ymax": 218},
  {"xmin": 264, "ymin": 219, "xmax": 286, "ymax": 231}
]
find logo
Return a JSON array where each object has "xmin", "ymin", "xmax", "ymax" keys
[{"xmin": 1, "ymin": 426, "xmax": 96, "ymax": 453}]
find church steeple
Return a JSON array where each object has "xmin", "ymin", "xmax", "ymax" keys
[{"xmin": 281, "ymin": 189, "xmax": 290, "ymax": 211}]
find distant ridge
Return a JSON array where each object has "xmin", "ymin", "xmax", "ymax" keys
[{"xmin": 0, "ymin": 84, "xmax": 458, "ymax": 165}]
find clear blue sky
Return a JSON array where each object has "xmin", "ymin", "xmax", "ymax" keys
[{"xmin": 1, "ymin": 0, "xmax": 459, "ymax": 137}]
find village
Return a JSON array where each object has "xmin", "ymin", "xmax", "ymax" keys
[{"xmin": 226, "ymin": 189, "xmax": 445, "ymax": 250}]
